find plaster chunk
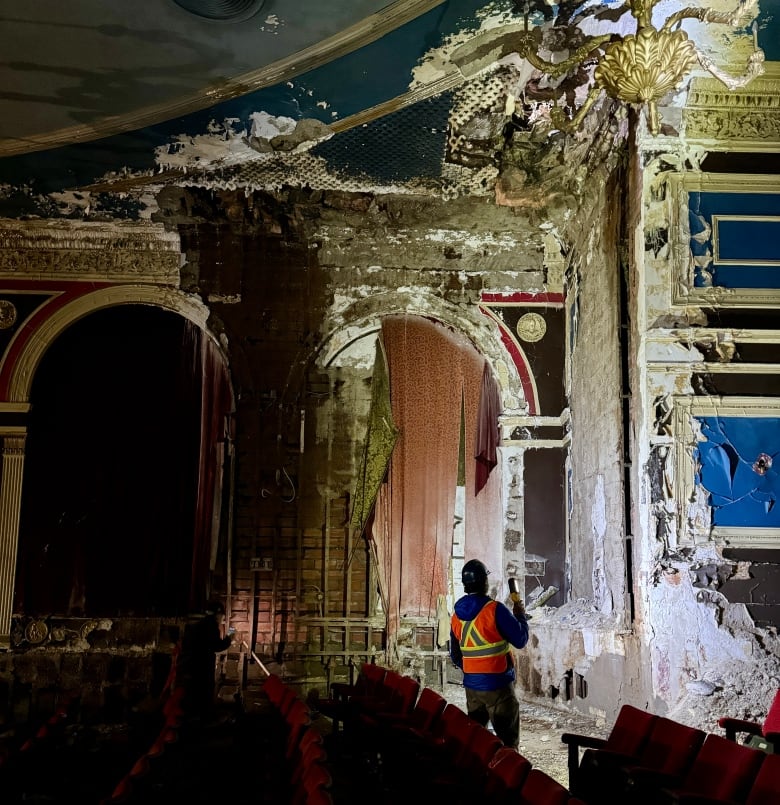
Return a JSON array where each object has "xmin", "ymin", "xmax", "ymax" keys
[{"xmin": 646, "ymin": 340, "xmax": 705, "ymax": 362}]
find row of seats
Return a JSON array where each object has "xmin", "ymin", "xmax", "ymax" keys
[
  {"xmin": 314, "ymin": 661, "xmax": 585, "ymax": 804},
  {"xmin": 100, "ymin": 685, "xmax": 187, "ymax": 803},
  {"xmin": 261, "ymin": 672, "xmax": 334, "ymax": 804},
  {"xmin": 562, "ymin": 693, "xmax": 780, "ymax": 804}
]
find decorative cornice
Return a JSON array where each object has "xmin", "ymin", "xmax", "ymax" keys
[
  {"xmin": 0, "ymin": 220, "xmax": 181, "ymax": 284},
  {"xmin": 684, "ymin": 63, "xmax": 780, "ymax": 145}
]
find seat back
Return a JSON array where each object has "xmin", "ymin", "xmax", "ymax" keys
[
  {"xmin": 360, "ymin": 662, "xmax": 387, "ymax": 698},
  {"xmin": 603, "ymin": 704, "xmax": 658, "ymax": 755},
  {"xmin": 762, "ymin": 689, "xmax": 780, "ymax": 742},
  {"xmin": 409, "ymin": 686, "xmax": 448, "ymax": 732},
  {"xmin": 636, "ymin": 716, "xmax": 706, "ymax": 777},
  {"xmin": 290, "ymin": 759, "xmax": 332, "ymax": 805},
  {"xmin": 746, "ymin": 751, "xmax": 780, "ymax": 805},
  {"xmin": 263, "ymin": 673, "xmax": 291, "ymax": 707},
  {"xmin": 285, "ymin": 699, "xmax": 313, "ymax": 761},
  {"xmin": 466, "ymin": 723, "xmax": 504, "ymax": 769},
  {"xmin": 518, "ymin": 769, "xmax": 572, "ymax": 805},
  {"xmin": 445, "ymin": 714, "xmax": 483, "ymax": 766},
  {"xmin": 305, "ymin": 787, "xmax": 335, "ymax": 805},
  {"xmin": 291, "ymin": 741, "xmax": 328, "ymax": 786},
  {"xmin": 381, "ymin": 672, "xmax": 420, "ymax": 717},
  {"xmin": 485, "ymin": 747, "xmax": 532, "ymax": 799},
  {"xmin": 289, "ymin": 724, "xmax": 325, "ymax": 776},
  {"xmin": 679, "ymin": 733, "xmax": 765, "ymax": 802},
  {"xmin": 432, "ymin": 704, "xmax": 474, "ymax": 749}
]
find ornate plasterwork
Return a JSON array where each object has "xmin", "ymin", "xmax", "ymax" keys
[
  {"xmin": 669, "ymin": 172, "xmax": 780, "ymax": 308},
  {"xmin": 683, "ymin": 64, "xmax": 780, "ymax": 147},
  {"xmin": 0, "ymin": 220, "xmax": 181, "ymax": 284}
]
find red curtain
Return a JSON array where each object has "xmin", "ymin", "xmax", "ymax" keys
[{"xmin": 184, "ymin": 322, "xmax": 233, "ymax": 611}]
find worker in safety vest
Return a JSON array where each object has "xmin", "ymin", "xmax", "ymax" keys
[{"xmin": 449, "ymin": 559, "xmax": 529, "ymax": 749}]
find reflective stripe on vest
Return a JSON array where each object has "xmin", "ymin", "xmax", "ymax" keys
[{"xmin": 452, "ymin": 600, "xmax": 511, "ymax": 674}]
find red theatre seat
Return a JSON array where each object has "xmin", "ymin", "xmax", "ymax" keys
[
  {"xmin": 719, "ymin": 688, "xmax": 780, "ymax": 753},
  {"xmin": 560, "ymin": 703, "xmax": 658, "ymax": 794}
]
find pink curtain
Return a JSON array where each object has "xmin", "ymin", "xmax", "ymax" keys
[{"xmin": 372, "ymin": 316, "xmax": 502, "ymax": 639}]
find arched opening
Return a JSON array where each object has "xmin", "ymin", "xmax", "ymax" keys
[
  {"xmin": 310, "ymin": 313, "xmax": 507, "ymax": 665},
  {"xmin": 13, "ymin": 304, "xmax": 231, "ymax": 618}
]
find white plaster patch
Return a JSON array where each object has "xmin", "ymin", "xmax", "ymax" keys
[
  {"xmin": 649, "ymin": 567, "xmax": 751, "ymax": 707},
  {"xmin": 423, "ymin": 229, "xmax": 523, "ymax": 250},
  {"xmin": 646, "ymin": 340, "xmax": 704, "ymax": 362},
  {"xmin": 155, "ymin": 115, "xmax": 333, "ymax": 174},
  {"xmin": 156, "ymin": 121, "xmax": 260, "ymax": 171},
  {"xmin": 249, "ymin": 111, "xmax": 297, "ymax": 139},
  {"xmin": 328, "ymin": 331, "xmax": 379, "ymax": 370}
]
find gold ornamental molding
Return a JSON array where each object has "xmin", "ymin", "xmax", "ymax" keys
[
  {"xmin": 684, "ymin": 63, "xmax": 780, "ymax": 147},
  {"xmin": 0, "ymin": 220, "xmax": 181, "ymax": 284},
  {"xmin": 515, "ymin": 0, "xmax": 764, "ymax": 135}
]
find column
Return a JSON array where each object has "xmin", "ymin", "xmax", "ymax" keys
[{"xmin": 0, "ymin": 431, "xmax": 26, "ymax": 648}]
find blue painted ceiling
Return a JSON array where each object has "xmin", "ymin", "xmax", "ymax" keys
[{"xmin": 0, "ymin": 0, "xmax": 777, "ymax": 202}]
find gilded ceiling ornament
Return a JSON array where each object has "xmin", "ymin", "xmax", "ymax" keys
[{"xmin": 515, "ymin": 0, "xmax": 765, "ymax": 135}]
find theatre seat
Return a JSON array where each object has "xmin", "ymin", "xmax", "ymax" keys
[
  {"xmin": 719, "ymin": 688, "xmax": 780, "ymax": 753},
  {"xmin": 561, "ymin": 703, "xmax": 657, "ymax": 794},
  {"xmin": 483, "ymin": 746, "xmax": 532, "ymax": 803},
  {"xmin": 627, "ymin": 732, "xmax": 766, "ymax": 805}
]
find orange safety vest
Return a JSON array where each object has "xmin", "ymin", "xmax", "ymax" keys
[{"xmin": 451, "ymin": 600, "xmax": 512, "ymax": 674}]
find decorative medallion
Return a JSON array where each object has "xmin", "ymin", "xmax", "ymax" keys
[
  {"xmin": 516, "ymin": 312, "xmax": 547, "ymax": 343},
  {"xmin": 24, "ymin": 619, "xmax": 49, "ymax": 645},
  {"xmin": 0, "ymin": 299, "xmax": 17, "ymax": 330}
]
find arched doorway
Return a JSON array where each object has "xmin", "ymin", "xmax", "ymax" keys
[
  {"xmin": 312, "ymin": 312, "xmax": 507, "ymax": 667},
  {"xmin": 14, "ymin": 304, "xmax": 231, "ymax": 618}
]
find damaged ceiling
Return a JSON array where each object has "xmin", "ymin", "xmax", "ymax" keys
[{"xmin": 0, "ymin": 0, "xmax": 778, "ymax": 213}]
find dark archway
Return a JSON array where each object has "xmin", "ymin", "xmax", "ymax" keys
[{"xmin": 15, "ymin": 304, "xmax": 204, "ymax": 617}]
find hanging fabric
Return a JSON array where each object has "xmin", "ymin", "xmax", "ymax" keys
[
  {"xmin": 349, "ymin": 337, "xmax": 399, "ymax": 536},
  {"xmin": 475, "ymin": 360, "xmax": 501, "ymax": 496}
]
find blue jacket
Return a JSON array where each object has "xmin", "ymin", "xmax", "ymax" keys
[{"xmin": 449, "ymin": 593, "xmax": 529, "ymax": 691}]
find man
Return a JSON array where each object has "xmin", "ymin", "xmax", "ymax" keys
[
  {"xmin": 178, "ymin": 600, "xmax": 234, "ymax": 720},
  {"xmin": 449, "ymin": 559, "xmax": 529, "ymax": 749}
]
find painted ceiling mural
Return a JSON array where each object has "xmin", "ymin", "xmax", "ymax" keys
[{"xmin": 0, "ymin": 0, "xmax": 777, "ymax": 218}]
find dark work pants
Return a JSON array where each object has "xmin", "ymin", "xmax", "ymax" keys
[{"xmin": 465, "ymin": 684, "xmax": 521, "ymax": 749}]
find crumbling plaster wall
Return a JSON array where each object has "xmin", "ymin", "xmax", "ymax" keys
[
  {"xmin": 631, "ymin": 144, "xmax": 780, "ymax": 718},
  {"xmin": 563, "ymin": 170, "xmax": 627, "ymax": 619},
  {"xmin": 515, "ymin": 167, "xmax": 635, "ymax": 720},
  {"xmin": 159, "ymin": 186, "xmax": 571, "ymax": 672}
]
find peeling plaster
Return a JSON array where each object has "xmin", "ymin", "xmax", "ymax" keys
[
  {"xmin": 591, "ymin": 475, "xmax": 613, "ymax": 615},
  {"xmin": 155, "ymin": 115, "xmax": 333, "ymax": 173},
  {"xmin": 646, "ymin": 340, "xmax": 705, "ymax": 363},
  {"xmin": 649, "ymin": 562, "xmax": 751, "ymax": 705},
  {"xmin": 409, "ymin": 4, "xmax": 514, "ymax": 89}
]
